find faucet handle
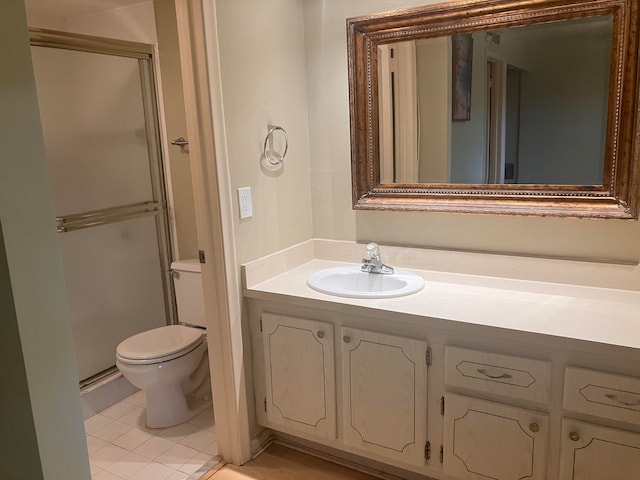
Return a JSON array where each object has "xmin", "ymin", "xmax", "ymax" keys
[{"xmin": 366, "ymin": 242, "xmax": 380, "ymax": 260}]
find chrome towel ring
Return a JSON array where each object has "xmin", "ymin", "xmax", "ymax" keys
[{"xmin": 263, "ymin": 125, "xmax": 288, "ymax": 166}]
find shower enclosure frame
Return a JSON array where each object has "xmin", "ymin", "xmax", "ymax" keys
[{"xmin": 29, "ymin": 28, "xmax": 177, "ymax": 388}]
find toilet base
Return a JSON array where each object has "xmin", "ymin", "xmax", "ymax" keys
[{"xmin": 145, "ymin": 385, "xmax": 212, "ymax": 429}]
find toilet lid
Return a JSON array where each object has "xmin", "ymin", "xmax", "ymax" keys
[{"xmin": 116, "ymin": 325, "xmax": 204, "ymax": 362}]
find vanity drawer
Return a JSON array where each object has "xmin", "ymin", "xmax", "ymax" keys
[
  {"xmin": 445, "ymin": 346, "xmax": 552, "ymax": 402},
  {"xmin": 564, "ymin": 366, "xmax": 640, "ymax": 425}
]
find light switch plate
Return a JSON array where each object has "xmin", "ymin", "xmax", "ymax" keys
[{"xmin": 238, "ymin": 187, "xmax": 253, "ymax": 219}]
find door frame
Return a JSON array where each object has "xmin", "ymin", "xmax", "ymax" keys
[
  {"xmin": 485, "ymin": 55, "xmax": 507, "ymax": 184},
  {"xmin": 174, "ymin": 0, "xmax": 252, "ymax": 465}
]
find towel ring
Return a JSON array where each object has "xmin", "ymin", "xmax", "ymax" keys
[{"xmin": 263, "ymin": 125, "xmax": 288, "ymax": 166}]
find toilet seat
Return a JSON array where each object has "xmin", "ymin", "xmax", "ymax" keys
[{"xmin": 116, "ymin": 325, "xmax": 205, "ymax": 365}]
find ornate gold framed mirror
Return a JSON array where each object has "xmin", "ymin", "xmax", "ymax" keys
[{"xmin": 347, "ymin": 0, "xmax": 640, "ymax": 218}]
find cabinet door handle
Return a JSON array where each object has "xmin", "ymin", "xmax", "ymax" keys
[
  {"xmin": 477, "ymin": 368, "xmax": 513, "ymax": 380},
  {"xmin": 569, "ymin": 431, "xmax": 581, "ymax": 442},
  {"xmin": 316, "ymin": 331, "xmax": 325, "ymax": 339},
  {"xmin": 605, "ymin": 393, "xmax": 640, "ymax": 407},
  {"xmin": 343, "ymin": 335, "xmax": 351, "ymax": 344},
  {"xmin": 529, "ymin": 423, "xmax": 540, "ymax": 433}
]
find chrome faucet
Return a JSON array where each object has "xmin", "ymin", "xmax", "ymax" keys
[{"xmin": 361, "ymin": 243, "xmax": 394, "ymax": 274}]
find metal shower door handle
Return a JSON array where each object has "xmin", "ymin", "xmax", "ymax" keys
[{"xmin": 171, "ymin": 137, "xmax": 189, "ymax": 146}]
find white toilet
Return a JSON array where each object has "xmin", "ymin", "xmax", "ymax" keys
[{"xmin": 116, "ymin": 259, "xmax": 211, "ymax": 429}]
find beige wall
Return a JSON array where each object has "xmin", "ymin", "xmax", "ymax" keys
[
  {"xmin": 63, "ymin": 2, "xmax": 157, "ymax": 43},
  {"xmin": 303, "ymin": 0, "xmax": 640, "ymax": 264},
  {"xmin": 0, "ymin": 2, "xmax": 90, "ymax": 478},
  {"xmin": 303, "ymin": 0, "xmax": 428, "ymax": 243},
  {"xmin": 215, "ymin": 0, "xmax": 313, "ymax": 264},
  {"xmin": 155, "ymin": 0, "xmax": 200, "ymax": 260},
  {"xmin": 26, "ymin": 1, "xmax": 157, "ymax": 43}
]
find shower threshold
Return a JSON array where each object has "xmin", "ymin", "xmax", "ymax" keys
[
  {"xmin": 80, "ymin": 367, "xmax": 138, "ymax": 420},
  {"xmin": 80, "ymin": 365, "xmax": 120, "ymax": 392}
]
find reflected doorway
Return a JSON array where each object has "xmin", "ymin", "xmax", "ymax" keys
[{"xmin": 485, "ymin": 58, "xmax": 522, "ymax": 184}]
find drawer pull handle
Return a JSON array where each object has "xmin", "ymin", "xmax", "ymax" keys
[
  {"xmin": 605, "ymin": 393, "xmax": 640, "ymax": 407},
  {"xmin": 477, "ymin": 368, "xmax": 513, "ymax": 380},
  {"xmin": 317, "ymin": 331, "xmax": 325, "ymax": 339},
  {"xmin": 529, "ymin": 423, "xmax": 540, "ymax": 433},
  {"xmin": 569, "ymin": 431, "xmax": 581, "ymax": 442}
]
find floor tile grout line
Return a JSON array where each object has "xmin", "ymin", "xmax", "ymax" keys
[{"xmin": 86, "ymin": 393, "xmax": 218, "ymax": 480}]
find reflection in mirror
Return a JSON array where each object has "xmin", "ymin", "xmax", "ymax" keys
[{"xmin": 378, "ymin": 16, "xmax": 613, "ymax": 186}]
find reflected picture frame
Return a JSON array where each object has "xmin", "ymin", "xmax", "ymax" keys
[{"xmin": 452, "ymin": 33, "xmax": 473, "ymax": 121}]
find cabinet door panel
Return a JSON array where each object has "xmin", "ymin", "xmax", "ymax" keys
[
  {"xmin": 559, "ymin": 419, "xmax": 640, "ymax": 479},
  {"xmin": 262, "ymin": 314, "xmax": 336, "ymax": 440},
  {"xmin": 444, "ymin": 393, "xmax": 548, "ymax": 480},
  {"xmin": 342, "ymin": 327, "xmax": 428, "ymax": 466}
]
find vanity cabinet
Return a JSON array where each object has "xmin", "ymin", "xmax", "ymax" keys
[
  {"xmin": 341, "ymin": 327, "xmax": 428, "ymax": 466},
  {"xmin": 244, "ymin": 242, "xmax": 640, "ymax": 480},
  {"xmin": 257, "ymin": 311, "xmax": 640, "ymax": 480},
  {"xmin": 443, "ymin": 394, "xmax": 549, "ymax": 480},
  {"xmin": 258, "ymin": 314, "xmax": 429, "ymax": 467},
  {"xmin": 261, "ymin": 313, "xmax": 336, "ymax": 441},
  {"xmin": 443, "ymin": 346, "xmax": 551, "ymax": 480}
]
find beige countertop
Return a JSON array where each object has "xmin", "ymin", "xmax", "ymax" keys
[{"xmin": 243, "ymin": 240, "xmax": 640, "ymax": 350}]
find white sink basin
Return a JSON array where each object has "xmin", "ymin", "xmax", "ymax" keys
[{"xmin": 307, "ymin": 266, "xmax": 425, "ymax": 299}]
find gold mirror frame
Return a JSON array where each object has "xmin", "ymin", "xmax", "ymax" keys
[{"xmin": 348, "ymin": 0, "xmax": 640, "ymax": 218}]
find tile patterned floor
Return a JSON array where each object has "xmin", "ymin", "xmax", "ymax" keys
[{"xmin": 84, "ymin": 390, "xmax": 220, "ymax": 480}]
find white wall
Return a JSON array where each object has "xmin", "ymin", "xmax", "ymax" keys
[
  {"xmin": 0, "ymin": 2, "xmax": 90, "ymax": 478},
  {"xmin": 215, "ymin": 0, "xmax": 313, "ymax": 264},
  {"xmin": 303, "ymin": 0, "xmax": 640, "ymax": 264}
]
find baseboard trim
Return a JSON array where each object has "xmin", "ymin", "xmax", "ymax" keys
[
  {"xmin": 271, "ymin": 436, "xmax": 408, "ymax": 480},
  {"xmin": 249, "ymin": 428, "xmax": 274, "ymax": 460},
  {"xmin": 198, "ymin": 460, "xmax": 227, "ymax": 479}
]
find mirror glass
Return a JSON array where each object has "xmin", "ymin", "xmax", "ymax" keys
[{"xmin": 378, "ymin": 15, "xmax": 613, "ymax": 186}]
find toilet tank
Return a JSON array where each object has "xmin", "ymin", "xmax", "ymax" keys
[{"xmin": 171, "ymin": 259, "xmax": 206, "ymax": 328}]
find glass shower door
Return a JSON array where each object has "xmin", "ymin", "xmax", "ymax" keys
[{"xmin": 30, "ymin": 37, "xmax": 173, "ymax": 383}]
